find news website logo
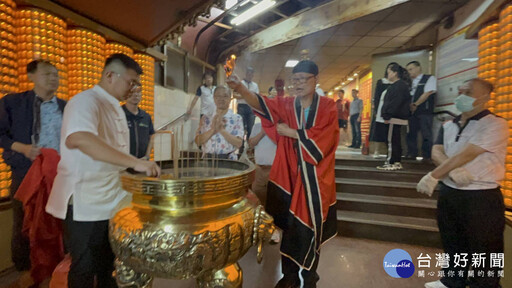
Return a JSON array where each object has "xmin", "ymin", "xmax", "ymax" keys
[{"xmin": 383, "ymin": 249, "xmax": 415, "ymax": 278}]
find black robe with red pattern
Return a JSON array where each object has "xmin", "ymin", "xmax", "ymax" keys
[{"xmin": 254, "ymin": 93, "xmax": 339, "ymax": 270}]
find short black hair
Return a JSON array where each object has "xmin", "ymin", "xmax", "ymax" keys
[
  {"xmin": 406, "ymin": 61, "xmax": 421, "ymax": 67},
  {"xmin": 268, "ymin": 86, "xmax": 274, "ymax": 94},
  {"xmin": 338, "ymin": 89, "xmax": 345, "ymax": 94},
  {"xmin": 105, "ymin": 53, "xmax": 143, "ymax": 75},
  {"xmin": 26, "ymin": 59, "xmax": 56, "ymax": 74}
]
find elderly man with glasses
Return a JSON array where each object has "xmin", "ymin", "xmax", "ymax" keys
[{"xmin": 227, "ymin": 60, "xmax": 339, "ymax": 288}]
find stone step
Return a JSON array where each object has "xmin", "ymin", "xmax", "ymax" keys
[
  {"xmin": 336, "ymin": 193, "xmax": 437, "ymax": 218},
  {"xmin": 337, "ymin": 210, "xmax": 438, "ymax": 232},
  {"xmin": 337, "ymin": 210, "xmax": 442, "ymax": 248},
  {"xmin": 336, "ymin": 178, "xmax": 439, "ymax": 199},
  {"xmin": 335, "ymin": 158, "xmax": 435, "ymax": 171},
  {"xmin": 335, "ymin": 165, "xmax": 426, "ymax": 182}
]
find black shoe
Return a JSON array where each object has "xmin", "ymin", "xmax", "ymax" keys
[{"xmin": 403, "ymin": 155, "xmax": 416, "ymax": 160}]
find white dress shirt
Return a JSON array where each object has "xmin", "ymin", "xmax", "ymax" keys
[
  {"xmin": 46, "ymin": 85, "xmax": 131, "ymax": 221},
  {"xmin": 239, "ymin": 80, "xmax": 259, "ymax": 105},
  {"xmin": 438, "ymin": 111, "xmax": 508, "ymax": 190},
  {"xmin": 251, "ymin": 121, "xmax": 276, "ymax": 166},
  {"xmin": 410, "ymin": 74, "xmax": 437, "ymax": 97}
]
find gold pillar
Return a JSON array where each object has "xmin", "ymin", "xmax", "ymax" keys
[
  {"xmin": 105, "ymin": 42, "xmax": 134, "ymax": 58},
  {"xmin": 495, "ymin": 4, "xmax": 512, "ymax": 208},
  {"xmin": 0, "ymin": 0, "xmax": 15, "ymax": 199},
  {"xmin": 14, "ymin": 8, "xmax": 67, "ymax": 99},
  {"xmin": 67, "ymin": 28, "xmax": 105, "ymax": 99},
  {"xmin": 134, "ymin": 53, "xmax": 155, "ymax": 118},
  {"xmin": 478, "ymin": 23, "xmax": 499, "ymax": 113}
]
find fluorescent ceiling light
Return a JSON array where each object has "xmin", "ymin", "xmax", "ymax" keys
[
  {"xmin": 342, "ymin": 82, "xmax": 345, "ymax": 85},
  {"xmin": 461, "ymin": 58, "xmax": 478, "ymax": 62},
  {"xmin": 285, "ymin": 59, "xmax": 299, "ymax": 67},
  {"xmin": 353, "ymin": 73, "xmax": 358, "ymax": 76},
  {"xmin": 231, "ymin": 0, "xmax": 277, "ymax": 25},
  {"xmin": 225, "ymin": 0, "xmax": 238, "ymax": 10},
  {"xmin": 347, "ymin": 77, "xmax": 354, "ymax": 81}
]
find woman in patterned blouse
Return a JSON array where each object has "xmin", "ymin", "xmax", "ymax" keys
[{"xmin": 195, "ymin": 85, "xmax": 244, "ymax": 160}]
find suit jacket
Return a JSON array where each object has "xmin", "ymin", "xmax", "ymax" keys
[{"xmin": 0, "ymin": 90, "xmax": 66, "ymax": 178}]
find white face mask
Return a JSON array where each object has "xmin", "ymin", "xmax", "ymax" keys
[{"xmin": 454, "ymin": 94, "xmax": 476, "ymax": 113}]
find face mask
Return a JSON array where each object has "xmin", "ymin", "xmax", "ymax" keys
[{"xmin": 454, "ymin": 94, "xmax": 476, "ymax": 112}]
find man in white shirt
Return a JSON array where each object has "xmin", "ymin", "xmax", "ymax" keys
[
  {"xmin": 406, "ymin": 61, "xmax": 437, "ymax": 161},
  {"xmin": 236, "ymin": 67, "xmax": 259, "ymax": 139},
  {"xmin": 249, "ymin": 118, "xmax": 277, "ymax": 206},
  {"xmin": 46, "ymin": 54, "xmax": 161, "ymax": 288},
  {"xmin": 417, "ymin": 78, "xmax": 507, "ymax": 288}
]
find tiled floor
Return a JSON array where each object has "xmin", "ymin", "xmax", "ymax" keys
[
  {"xmin": 151, "ymin": 236, "xmax": 442, "ymax": 288},
  {"xmin": 0, "ymin": 237, "xmax": 443, "ymax": 288}
]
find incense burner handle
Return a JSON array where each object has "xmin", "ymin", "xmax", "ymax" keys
[{"xmin": 252, "ymin": 205, "xmax": 275, "ymax": 264}]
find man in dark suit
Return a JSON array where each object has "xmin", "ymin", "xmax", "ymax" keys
[{"xmin": 0, "ymin": 59, "xmax": 66, "ymax": 281}]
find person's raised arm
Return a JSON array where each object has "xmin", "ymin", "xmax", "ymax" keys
[{"xmin": 226, "ymin": 75, "xmax": 261, "ymax": 111}]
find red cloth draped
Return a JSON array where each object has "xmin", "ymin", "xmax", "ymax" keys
[{"xmin": 15, "ymin": 148, "xmax": 64, "ymax": 283}]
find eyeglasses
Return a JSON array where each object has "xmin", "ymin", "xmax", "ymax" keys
[
  {"xmin": 116, "ymin": 73, "xmax": 141, "ymax": 88},
  {"xmin": 290, "ymin": 75, "xmax": 315, "ymax": 84}
]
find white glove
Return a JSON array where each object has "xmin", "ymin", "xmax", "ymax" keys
[
  {"xmin": 449, "ymin": 167, "xmax": 474, "ymax": 187},
  {"xmin": 417, "ymin": 172, "xmax": 438, "ymax": 197}
]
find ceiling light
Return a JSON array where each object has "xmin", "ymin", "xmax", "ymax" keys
[
  {"xmin": 347, "ymin": 77, "xmax": 354, "ymax": 81},
  {"xmin": 328, "ymin": 91, "xmax": 334, "ymax": 96},
  {"xmin": 353, "ymin": 73, "xmax": 358, "ymax": 76},
  {"xmin": 342, "ymin": 82, "xmax": 345, "ymax": 85},
  {"xmin": 225, "ymin": 0, "xmax": 237, "ymax": 10},
  {"xmin": 231, "ymin": 0, "xmax": 276, "ymax": 25},
  {"xmin": 334, "ymin": 86, "xmax": 340, "ymax": 91},
  {"xmin": 285, "ymin": 59, "xmax": 299, "ymax": 67},
  {"xmin": 461, "ymin": 58, "xmax": 478, "ymax": 62}
]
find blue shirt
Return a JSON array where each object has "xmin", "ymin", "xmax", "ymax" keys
[
  {"xmin": 304, "ymin": 107, "xmax": 310, "ymax": 120},
  {"xmin": 38, "ymin": 96, "xmax": 63, "ymax": 152}
]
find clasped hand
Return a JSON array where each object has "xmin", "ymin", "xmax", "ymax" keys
[
  {"xmin": 212, "ymin": 115, "xmax": 225, "ymax": 132},
  {"xmin": 277, "ymin": 123, "xmax": 296, "ymax": 138}
]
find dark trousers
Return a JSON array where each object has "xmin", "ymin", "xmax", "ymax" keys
[
  {"xmin": 237, "ymin": 103, "xmax": 255, "ymax": 139},
  {"xmin": 350, "ymin": 113, "xmax": 361, "ymax": 148},
  {"xmin": 406, "ymin": 113, "xmax": 433, "ymax": 159},
  {"xmin": 64, "ymin": 207, "xmax": 117, "ymax": 288},
  {"xmin": 281, "ymin": 252, "xmax": 320, "ymax": 288},
  {"xmin": 385, "ymin": 123, "xmax": 402, "ymax": 164},
  {"xmin": 438, "ymin": 183, "xmax": 504, "ymax": 288},
  {"xmin": 10, "ymin": 173, "xmax": 30, "ymax": 271}
]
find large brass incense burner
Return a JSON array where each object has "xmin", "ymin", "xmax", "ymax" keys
[{"xmin": 109, "ymin": 159, "xmax": 275, "ymax": 287}]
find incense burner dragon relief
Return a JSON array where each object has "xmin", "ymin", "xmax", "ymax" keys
[{"xmin": 109, "ymin": 159, "xmax": 275, "ymax": 287}]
